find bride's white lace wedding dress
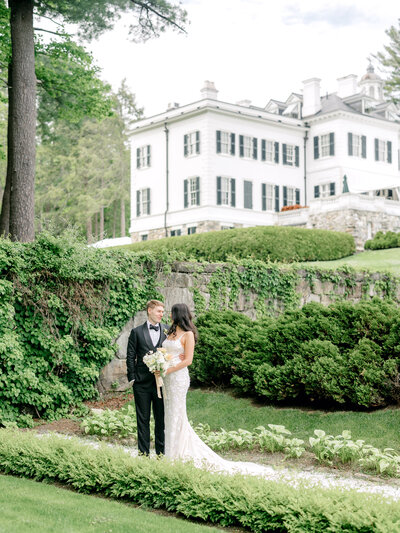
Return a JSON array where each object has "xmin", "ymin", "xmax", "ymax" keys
[{"xmin": 162, "ymin": 335, "xmax": 272, "ymax": 477}]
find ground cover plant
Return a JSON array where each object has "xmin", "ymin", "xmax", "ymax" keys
[
  {"xmin": 120, "ymin": 226, "xmax": 356, "ymax": 262},
  {"xmin": 1, "ymin": 429, "xmax": 400, "ymax": 533},
  {"xmin": 192, "ymin": 301, "xmax": 400, "ymax": 409},
  {"xmin": 0, "ymin": 474, "xmax": 221, "ymax": 533}
]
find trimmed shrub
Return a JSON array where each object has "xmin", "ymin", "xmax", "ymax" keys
[
  {"xmin": 365, "ymin": 230, "xmax": 400, "ymax": 250},
  {"xmin": 1, "ymin": 429, "xmax": 400, "ymax": 532},
  {"xmin": 123, "ymin": 226, "xmax": 355, "ymax": 262},
  {"xmin": 193, "ymin": 300, "xmax": 400, "ymax": 408}
]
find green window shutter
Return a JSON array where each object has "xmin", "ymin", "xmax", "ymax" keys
[
  {"xmin": 216, "ymin": 177, "xmax": 221, "ymax": 205},
  {"xmin": 313, "ymin": 136, "xmax": 319, "ymax": 159},
  {"xmin": 330, "ymin": 182, "xmax": 335, "ymax": 196},
  {"xmin": 262, "ymin": 183, "xmax": 266, "ymax": 210},
  {"xmin": 184, "ymin": 134, "xmax": 188, "ymax": 156},
  {"xmin": 283, "ymin": 186, "xmax": 288, "ymax": 206},
  {"xmin": 375, "ymin": 138, "xmax": 379, "ymax": 161},
  {"xmin": 146, "ymin": 145, "xmax": 151, "ymax": 167},
  {"xmin": 244, "ymin": 180, "xmax": 253, "ymax": 209},
  {"xmin": 282, "ymin": 144, "xmax": 287, "ymax": 165},
  {"xmin": 230, "ymin": 133, "xmax": 235, "ymax": 155},
  {"xmin": 261, "ymin": 139, "xmax": 266, "ymax": 161},
  {"xmin": 274, "ymin": 142, "xmax": 279, "ymax": 163},
  {"xmin": 295, "ymin": 188, "xmax": 300, "ymax": 204},
  {"xmin": 230, "ymin": 178, "xmax": 236, "ymax": 207},
  {"xmin": 184, "ymin": 179, "xmax": 188, "ymax": 208},
  {"xmin": 216, "ymin": 130, "xmax": 221, "ymax": 153},
  {"xmin": 196, "ymin": 131, "xmax": 200, "ymax": 154},
  {"xmin": 239, "ymin": 135, "xmax": 244, "ymax": 157},
  {"xmin": 348, "ymin": 133, "xmax": 353, "ymax": 156},
  {"xmin": 274, "ymin": 185, "xmax": 279, "ymax": 212},
  {"xmin": 252, "ymin": 138, "xmax": 257, "ymax": 160},
  {"xmin": 147, "ymin": 188, "xmax": 151, "ymax": 215},
  {"xmin": 329, "ymin": 132, "xmax": 335, "ymax": 156},
  {"xmin": 387, "ymin": 141, "xmax": 392, "ymax": 163},
  {"xmin": 136, "ymin": 190, "xmax": 141, "ymax": 216},
  {"xmin": 196, "ymin": 176, "xmax": 200, "ymax": 205},
  {"xmin": 361, "ymin": 136, "xmax": 367, "ymax": 158},
  {"xmin": 295, "ymin": 146, "xmax": 299, "ymax": 167},
  {"xmin": 136, "ymin": 148, "xmax": 141, "ymax": 168},
  {"xmin": 314, "ymin": 185, "xmax": 320, "ymax": 198}
]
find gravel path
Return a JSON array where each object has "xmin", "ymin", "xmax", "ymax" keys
[{"xmin": 37, "ymin": 432, "xmax": 400, "ymax": 502}]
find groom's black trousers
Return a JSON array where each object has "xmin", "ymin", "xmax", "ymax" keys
[{"xmin": 133, "ymin": 383, "xmax": 165, "ymax": 455}]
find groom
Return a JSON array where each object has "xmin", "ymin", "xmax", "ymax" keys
[{"xmin": 127, "ymin": 299, "xmax": 168, "ymax": 456}]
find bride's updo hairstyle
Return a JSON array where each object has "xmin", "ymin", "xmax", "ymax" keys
[{"xmin": 168, "ymin": 303, "xmax": 198, "ymax": 343}]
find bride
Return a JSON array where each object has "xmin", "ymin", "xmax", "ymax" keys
[{"xmin": 159, "ymin": 303, "xmax": 271, "ymax": 476}]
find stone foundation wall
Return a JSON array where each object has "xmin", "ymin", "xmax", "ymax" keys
[
  {"xmin": 130, "ymin": 220, "xmax": 243, "ymax": 242},
  {"xmin": 98, "ymin": 262, "xmax": 400, "ymax": 392}
]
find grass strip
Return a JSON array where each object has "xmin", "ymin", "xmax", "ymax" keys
[{"xmin": 1, "ymin": 429, "xmax": 400, "ymax": 532}]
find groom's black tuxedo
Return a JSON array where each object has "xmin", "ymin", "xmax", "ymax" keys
[{"xmin": 127, "ymin": 321, "xmax": 168, "ymax": 455}]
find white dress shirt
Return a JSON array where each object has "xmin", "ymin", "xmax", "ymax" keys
[{"xmin": 147, "ymin": 320, "xmax": 161, "ymax": 346}]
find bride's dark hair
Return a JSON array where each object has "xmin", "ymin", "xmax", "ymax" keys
[{"xmin": 168, "ymin": 303, "xmax": 198, "ymax": 343}]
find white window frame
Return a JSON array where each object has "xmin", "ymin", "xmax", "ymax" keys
[
  {"xmin": 286, "ymin": 187, "xmax": 295, "ymax": 206},
  {"xmin": 265, "ymin": 140, "xmax": 274, "ymax": 162},
  {"xmin": 320, "ymin": 134, "xmax": 331, "ymax": 158},
  {"xmin": 220, "ymin": 131, "xmax": 230, "ymax": 154},
  {"xmin": 264, "ymin": 183, "xmax": 274, "ymax": 210},
  {"xmin": 170, "ymin": 228, "xmax": 182, "ymax": 237},
  {"xmin": 220, "ymin": 177, "xmax": 231, "ymax": 206},
  {"xmin": 243, "ymin": 135, "xmax": 252, "ymax": 158},
  {"xmin": 352, "ymin": 134, "xmax": 362, "ymax": 158},
  {"xmin": 187, "ymin": 131, "xmax": 199, "ymax": 156},
  {"xmin": 138, "ymin": 145, "xmax": 150, "ymax": 169},
  {"xmin": 139, "ymin": 188, "xmax": 150, "ymax": 215},
  {"xmin": 376, "ymin": 139, "xmax": 387, "ymax": 162},
  {"xmin": 320, "ymin": 183, "xmax": 331, "ymax": 198},
  {"xmin": 285, "ymin": 144, "xmax": 294, "ymax": 166},
  {"xmin": 188, "ymin": 177, "xmax": 200, "ymax": 207}
]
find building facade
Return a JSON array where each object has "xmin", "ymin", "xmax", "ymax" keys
[{"xmin": 130, "ymin": 67, "xmax": 400, "ymax": 248}]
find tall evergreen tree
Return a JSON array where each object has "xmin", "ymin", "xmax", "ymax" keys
[
  {"xmin": 2, "ymin": 0, "xmax": 187, "ymax": 241},
  {"xmin": 376, "ymin": 18, "xmax": 400, "ymax": 103}
]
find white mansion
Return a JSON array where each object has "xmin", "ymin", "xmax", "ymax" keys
[{"xmin": 130, "ymin": 66, "xmax": 400, "ymax": 249}]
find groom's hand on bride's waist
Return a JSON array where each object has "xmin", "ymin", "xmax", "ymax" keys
[{"xmin": 179, "ymin": 353, "xmax": 185, "ymax": 361}]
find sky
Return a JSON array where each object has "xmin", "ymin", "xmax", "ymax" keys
[{"xmin": 86, "ymin": 0, "xmax": 398, "ymax": 117}]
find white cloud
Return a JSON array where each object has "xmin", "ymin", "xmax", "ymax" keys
[{"xmin": 87, "ymin": 0, "xmax": 397, "ymax": 116}]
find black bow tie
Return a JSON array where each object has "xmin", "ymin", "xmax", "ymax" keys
[{"xmin": 149, "ymin": 324, "xmax": 159, "ymax": 331}]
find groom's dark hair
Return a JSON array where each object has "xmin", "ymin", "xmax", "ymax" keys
[{"xmin": 146, "ymin": 299, "xmax": 164, "ymax": 313}]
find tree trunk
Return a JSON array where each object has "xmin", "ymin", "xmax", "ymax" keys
[
  {"xmin": 120, "ymin": 197, "xmax": 126, "ymax": 236},
  {"xmin": 94, "ymin": 212, "xmax": 99, "ymax": 241},
  {"xmin": 112, "ymin": 201, "xmax": 116, "ymax": 238},
  {"xmin": 99, "ymin": 206, "xmax": 104, "ymax": 240},
  {"xmin": 0, "ymin": 64, "xmax": 13, "ymax": 237},
  {"xmin": 86, "ymin": 217, "xmax": 93, "ymax": 244},
  {"xmin": 8, "ymin": 0, "xmax": 36, "ymax": 242}
]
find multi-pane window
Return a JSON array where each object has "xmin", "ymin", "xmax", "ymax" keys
[
  {"xmin": 187, "ymin": 226, "xmax": 197, "ymax": 235},
  {"xmin": 261, "ymin": 140, "xmax": 274, "ymax": 162},
  {"xmin": 184, "ymin": 177, "xmax": 200, "ymax": 208},
  {"xmin": 216, "ymin": 130, "xmax": 235, "ymax": 155},
  {"xmin": 216, "ymin": 176, "xmax": 236, "ymax": 207},
  {"xmin": 242, "ymin": 136, "xmax": 252, "ymax": 158},
  {"xmin": 282, "ymin": 144, "xmax": 299, "ymax": 166},
  {"xmin": 314, "ymin": 133, "xmax": 335, "ymax": 159},
  {"xmin": 262, "ymin": 183, "xmax": 274, "ymax": 211},
  {"xmin": 283, "ymin": 186, "xmax": 300, "ymax": 207},
  {"xmin": 136, "ymin": 188, "xmax": 150, "ymax": 216},
  {"xmin": 348, "ymin": 133, "xmax": 366, "ymax": 158},
  {"xmin": 374, "ymin": 139, "xmax": 392, "ymax": 163},
  {"xmin": 170, "ymin": 229, "xmax": 182, "ymax": 237},
  {"xmin": 314, "ymin": 182, "xmax": 336, "ymax": 198},
  {"xmin": 184, "ymin": 131, "xmax": 200, "ymax": 156},
  {"xmin": 239, "ymin": 135, "xmax": 257, "ymax": 159},
  {"xmin": 141, "ymin": 234, "xmax": 148, "ymax": 241},
  {"xmin": 286, "ymin": 187, "xmax": 295, "ymax": 206},
  {"xmin": 136, "ymin": 145, "xmax": 151, "ymax": 169}
]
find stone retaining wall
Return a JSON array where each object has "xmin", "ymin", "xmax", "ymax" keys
[{"xmin": 97, "ymin": 262, "xmax": 400, "ymax": 392}]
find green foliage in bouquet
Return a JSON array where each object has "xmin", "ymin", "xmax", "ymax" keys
[
  {"xmin": 193, "ymin": 300, "xmax": 400, "ymax": 408},
  {"xmin": 0, "ymin": 232, "xmax": 163, "ymax": 427},
  {"xmin": 123, "ymin": 226, "xmax": 355, "ymax": 262}
]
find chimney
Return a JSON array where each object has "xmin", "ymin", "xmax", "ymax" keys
[
  {"xmin": 302, "ymin": 78, "xmax": 321, "ymax": 117},
  {"xmin": 236, "ymin": 99, "xmax": 251, "ymax": 107},
  {"xmin": 337, "ymin": 74, "xmax": 358, "ymax": 98},
  {"xmin": 200, "ymin": 80, "xmax": 218, "ymax": 100},
  {"xmin": 167, "ymin": 102, "xmax": 180, "ymax": 110}
]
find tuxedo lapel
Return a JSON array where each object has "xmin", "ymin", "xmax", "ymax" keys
[
  {"xmin": 142, "ymin": 323, "xmax": 155, "ymax": 351},
  {"xmin": 159, "ymin": 323, "xmax": 168, "ymax": 347}
]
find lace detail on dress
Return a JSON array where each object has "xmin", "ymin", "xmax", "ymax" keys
[{"xmin": 162, "ymin": 337, "xmax": 274, "ymax": 477}]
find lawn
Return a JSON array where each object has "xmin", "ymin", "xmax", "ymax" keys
[
  {"xmin": 301, "ymin": 247, "xmax": 400, "ymax": 274},
  {"xmin": 0, "ymin": 474, "xmax": 223, "ymax": 533},
  {"xmin": 185, "ymin": 388, "xmax": 400, "ymax": 453}
]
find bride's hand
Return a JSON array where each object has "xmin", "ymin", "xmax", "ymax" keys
[{"xmin": 155, "ymin": 370, "xmax": 161, "ymax": 377}]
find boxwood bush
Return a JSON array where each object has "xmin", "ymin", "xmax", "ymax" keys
[
  {"xmin": 365, "ymin": 231, "xmax": 400, "ymax": 250},
  {"xmin": 123, "ymin": 226, "xmax": 355, "ymax": 262},
  {"xmin": 1, "ymin": 429, "xmax": 400, "ymax": 532},
  {"xmin": 193, "ymin": 300, "xmax": 400, "ymax": 409}
]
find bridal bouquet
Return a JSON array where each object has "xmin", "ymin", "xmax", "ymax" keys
[{"xmin": 143, "ymin": 348, "xmax": 173, "ymax": 398}]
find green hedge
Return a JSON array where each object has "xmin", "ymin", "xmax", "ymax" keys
[
  {"xmin": 1, "ymin": 430, "xmax": 399, "ymax": 532},
  {"xmin": 0, "ymin": 232, "xmax": 163, "ymax": 427},
  {"xmin": 365, "ymin": 231, "xmax": 400, "ymax": 250},
  {"xmin": 192, "ymin": 300, "xmax": 400, "ymax": 409},
  {"xmin": 123, "ymin": 226, "xmax": 355, "ymax": 262}
]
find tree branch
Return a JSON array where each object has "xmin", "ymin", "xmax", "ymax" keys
[
  {"xmin": 33, "ymin": 12, "xmax": 63, "ymax": 27},
  {"xmin": 33, "ymin": 27, "xmax": 69, "ymax": 37},
  {"xmin": 130, "ymin": 0, "xmax": 187, "ymax": 34}
]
